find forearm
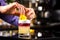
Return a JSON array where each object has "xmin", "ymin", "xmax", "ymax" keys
[{"xmin": 0, "ymin": 2, "xmax": 16, "ymax": 13}]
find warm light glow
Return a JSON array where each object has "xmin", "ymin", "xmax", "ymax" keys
[{"xmin": 30, "ymin": 29, "xmax": 35, "ymax": 33}]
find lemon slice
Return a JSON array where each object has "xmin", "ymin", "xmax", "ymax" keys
[{"xmin": 19, "ymin": 14, "xmax": 27, "ymax": 20}]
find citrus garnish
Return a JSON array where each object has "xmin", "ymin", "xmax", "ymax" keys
[{"xmin": 19, "ymin": 14, "xmax": 27, "ymax": 20}]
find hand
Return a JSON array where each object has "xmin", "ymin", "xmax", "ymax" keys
[
  {"xmin": 0, "ymin": 2, "xmax": 36, "ymax": 20},
  {"xmin": 0, "ymin": 2, "xmax": 25, "ymax": 15},
  {"xmin": 9, "ymin": 2, "xmax": 25, "ymax": 15},
  {"xmin": 25, "ymin": 8, "xmax": 36, "ymax": 20},
  {"xmin": 14, "ymin": 3, "xmax": 36, "ymax": 20}
]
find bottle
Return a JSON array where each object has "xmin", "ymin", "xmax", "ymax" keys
[{"xmin": 18, "ymin": 14, "xmax": 31, "ymax": 39}]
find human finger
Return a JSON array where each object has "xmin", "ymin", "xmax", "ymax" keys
[{"xmin": 26, "ymin": 8, "xmax": 36, "ymax": 20}]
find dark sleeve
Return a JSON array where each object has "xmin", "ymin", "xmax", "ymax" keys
[
  {"xmin": 0, "ymin": 0, "xmax": 6, "ymax": 6},
  {"xmin": 0, "ymin": 14, "xmax": 19, "ymax": 26}
]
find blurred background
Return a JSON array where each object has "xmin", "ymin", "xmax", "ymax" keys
[{"xmin": 0, "ymin": 0, "xmax": 60, "ymax": 40}]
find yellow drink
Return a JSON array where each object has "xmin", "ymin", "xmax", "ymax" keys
[{"xmin": 18, "ymin": 14, "xmax": 30, "ymax": 39}]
